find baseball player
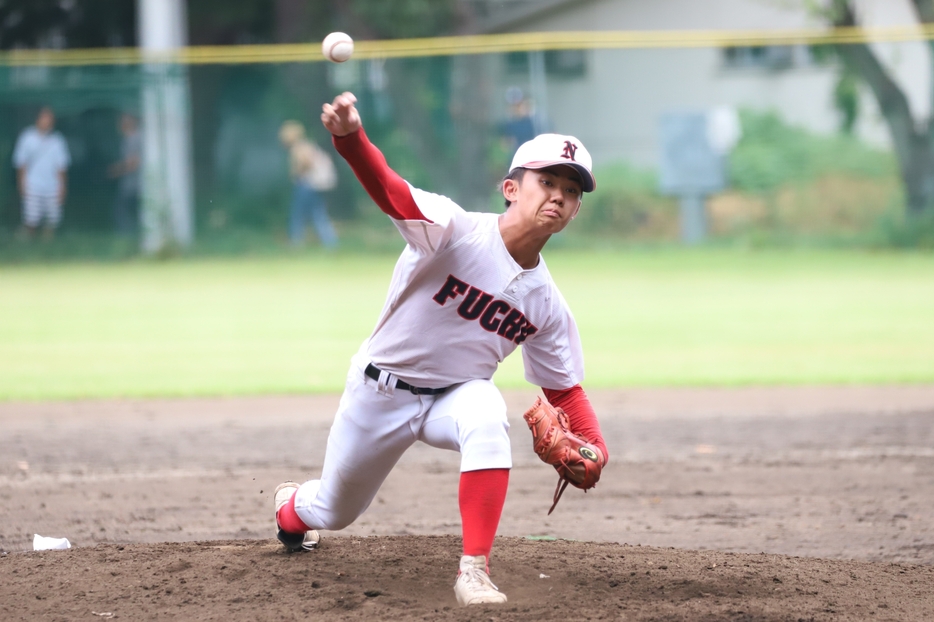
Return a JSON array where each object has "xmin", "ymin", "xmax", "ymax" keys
[{"xmin": 274, "ymin": 92, "xmax": 608, "ymax": 606}]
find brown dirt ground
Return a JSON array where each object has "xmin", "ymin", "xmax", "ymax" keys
[{"xmin": 1, "ymin": 386, "xmax": 933, "ymax": 621}]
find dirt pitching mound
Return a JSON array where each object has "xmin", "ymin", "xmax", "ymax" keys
[{"xmin": 2, "ymin": 535, "xmax": 931, "ymax": 621}]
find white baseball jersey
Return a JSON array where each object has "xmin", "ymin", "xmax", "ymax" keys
[{"xmin": 363, "ymin": 186, "xmax": 585, "ymax": 391}]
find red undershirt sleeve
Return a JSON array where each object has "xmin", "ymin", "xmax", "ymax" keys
[
  {"xmin": 542, "ymin": 385, "xmax": 609, "ymax": 464},
  {"xmin": 332, "ymin": 128, "xmax": 430, "ymax": 222}
]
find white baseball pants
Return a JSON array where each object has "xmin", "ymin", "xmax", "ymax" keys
[{"xmin": 293, "ymin": 352, "xmax": 512, "ymax": 531}]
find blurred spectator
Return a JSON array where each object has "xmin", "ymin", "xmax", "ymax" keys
[
  {"xmin": 108, "ymin": 113, "xmax": 141, "ymax": 236},
  {"xmin": 278, "ymin": 120, "xmax": 338, "ymax": 249},
  {"xmin": 499, "ymin": 87, "xmax": 536, "ymax": 152},
  {"xmin": 13, "ymin": 106, "xmax": 71, "ymax": 241}
]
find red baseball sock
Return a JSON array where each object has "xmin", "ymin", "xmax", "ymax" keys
[
  {"xmin": 276, "ymin": 492, "xmax": 311, "ymax": 534},
  {"xmin": 459, "ymin": 468, "xmax": 509, "ymax": 560}
]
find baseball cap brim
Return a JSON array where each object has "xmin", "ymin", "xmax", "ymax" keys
[{"xmin": 519, "ymin": 159, "xmax": 596, "ymax": 193}]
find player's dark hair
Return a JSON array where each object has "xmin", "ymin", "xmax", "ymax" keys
[{"xmin": 500, "ymin": 168, "xmax": 526, "ymax": 209}]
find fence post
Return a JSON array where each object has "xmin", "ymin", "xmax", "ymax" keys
[{"xmin": 138, "ymin": 0, "xmax": 194, "ymax": 253}]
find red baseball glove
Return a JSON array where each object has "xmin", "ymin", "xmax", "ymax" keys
[{"xmin": 522, "ymin": 396, "xmax": 605, "ymax": 514}]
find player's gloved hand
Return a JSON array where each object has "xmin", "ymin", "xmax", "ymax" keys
[
  {"xmin": 321, "ymin": 91, "xmax": 362, "ymax": 137},
  {"xmin": 523, "ymin": 396, "xmax": 605, "ymax": 514}
]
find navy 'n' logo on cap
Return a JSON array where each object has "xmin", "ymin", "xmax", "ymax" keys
[{"xmin": 561, "ymin": 140, "xmax": 578, "ymax": 161}]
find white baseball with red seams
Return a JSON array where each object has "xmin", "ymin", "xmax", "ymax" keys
[{"xmin": 322, "ymin": 32, "xmax": 353, "ymax": 63}]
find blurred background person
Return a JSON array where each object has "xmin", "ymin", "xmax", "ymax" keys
[
  {"xmin": 13, "ymin": 106, "xmax": 71, "ymax": 241},
  {"xmin": 108, "ymin": 113, "xmax": 142, "ymax": 237},
  {"xmin": 498, "ymin": 86, "xmax": 536, "ymax": 153},
  {"xmin": 278, "ymin": 120, "xmax": 338, "ymax": 250}
]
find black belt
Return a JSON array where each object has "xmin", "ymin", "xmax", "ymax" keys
[{"xmin": 364, "ymin": 363, "xmax": 450, "ymax": 395}]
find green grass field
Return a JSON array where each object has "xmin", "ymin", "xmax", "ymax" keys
[{"xmin": 1, "ymin": 248, "xmax": 933, "ymax": 401}]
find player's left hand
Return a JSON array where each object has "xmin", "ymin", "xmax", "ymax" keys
[
  {"xmin": 523, "ymin": 396, "xmax": 604, "ymax": 514},
  {"xmin": 321, "ymin": 91, "xmax": 361, "ymax": 137}
]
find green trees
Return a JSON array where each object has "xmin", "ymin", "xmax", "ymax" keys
[{"xmin": 818, "ymin": 0, "xmax": 934, "ymax": 216}]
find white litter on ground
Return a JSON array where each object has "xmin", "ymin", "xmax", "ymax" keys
[{"xmin": 33, "ymin": 534, "xmax": 71, "ymax": 551}]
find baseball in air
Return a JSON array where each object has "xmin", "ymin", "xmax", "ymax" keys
[{"xmin": 322, "ymin": 32, "xmax": 354, "ymax": 63}]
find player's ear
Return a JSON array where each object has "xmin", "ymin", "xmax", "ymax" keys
[
  {"xmin": 502, "ymin": 177, "xmax": 520, "ymax": 205},
  {"xmin": 570, "ymin": 201, "xmax": 582, "ymax": 220}
]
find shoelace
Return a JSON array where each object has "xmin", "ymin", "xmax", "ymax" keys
[{"xmin": 461, "ymin": 566, "xmax": 500, "ymax": 592}]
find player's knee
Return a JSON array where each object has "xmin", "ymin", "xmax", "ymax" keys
[
  {"xmin": 468, "ymin": 417, "xmax": 510, "ymax": 443},
  {"xmin": 460, "ymin": 418, "xmax": 512, "ymax": 470}
]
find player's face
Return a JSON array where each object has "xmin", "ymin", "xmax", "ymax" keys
[{"xmin": 510, "ymin": 166, "xmax": 582, "ymax": 232}]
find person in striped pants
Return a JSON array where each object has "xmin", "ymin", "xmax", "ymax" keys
[{"xmin": 13, "ymin": 106, "xmax": 71, "ymax": 241}]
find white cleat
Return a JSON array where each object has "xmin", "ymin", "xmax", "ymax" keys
[
  {"xmin": 454, "ymin": 555, "xmax": 508, "ymax": 606},
  {"xmin": 274, "ymin": 482, "xmax": 320, "ymax": 551}
]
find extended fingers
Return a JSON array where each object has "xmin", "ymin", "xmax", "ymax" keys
[
  {"xmin": 320, "ymin": 92, "xmax": 360, "ymax": 135},
  {"xmin": 320, "ymin": 105, "xmax": 339, "ymax": 131},
  {"xmin": 335, "ymin": 91, "xmax": 357, "ymax": 107},
  {"xmin": 329, "ymin": 92, "xmax": 357, "ymax": 117}
]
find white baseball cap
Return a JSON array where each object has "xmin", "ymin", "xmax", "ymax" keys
[{"xmin": 509, "ymin": 133, "xmax": 596, "ymax": 192}]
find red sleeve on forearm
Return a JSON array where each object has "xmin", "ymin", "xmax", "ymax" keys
[
  {"xmin": 542, "ymin": 385, "xmax": 608, "ymax": 464},
  {"xmin": 332, "ymin": 128, "xmax": 429, "ymax": 221}
]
